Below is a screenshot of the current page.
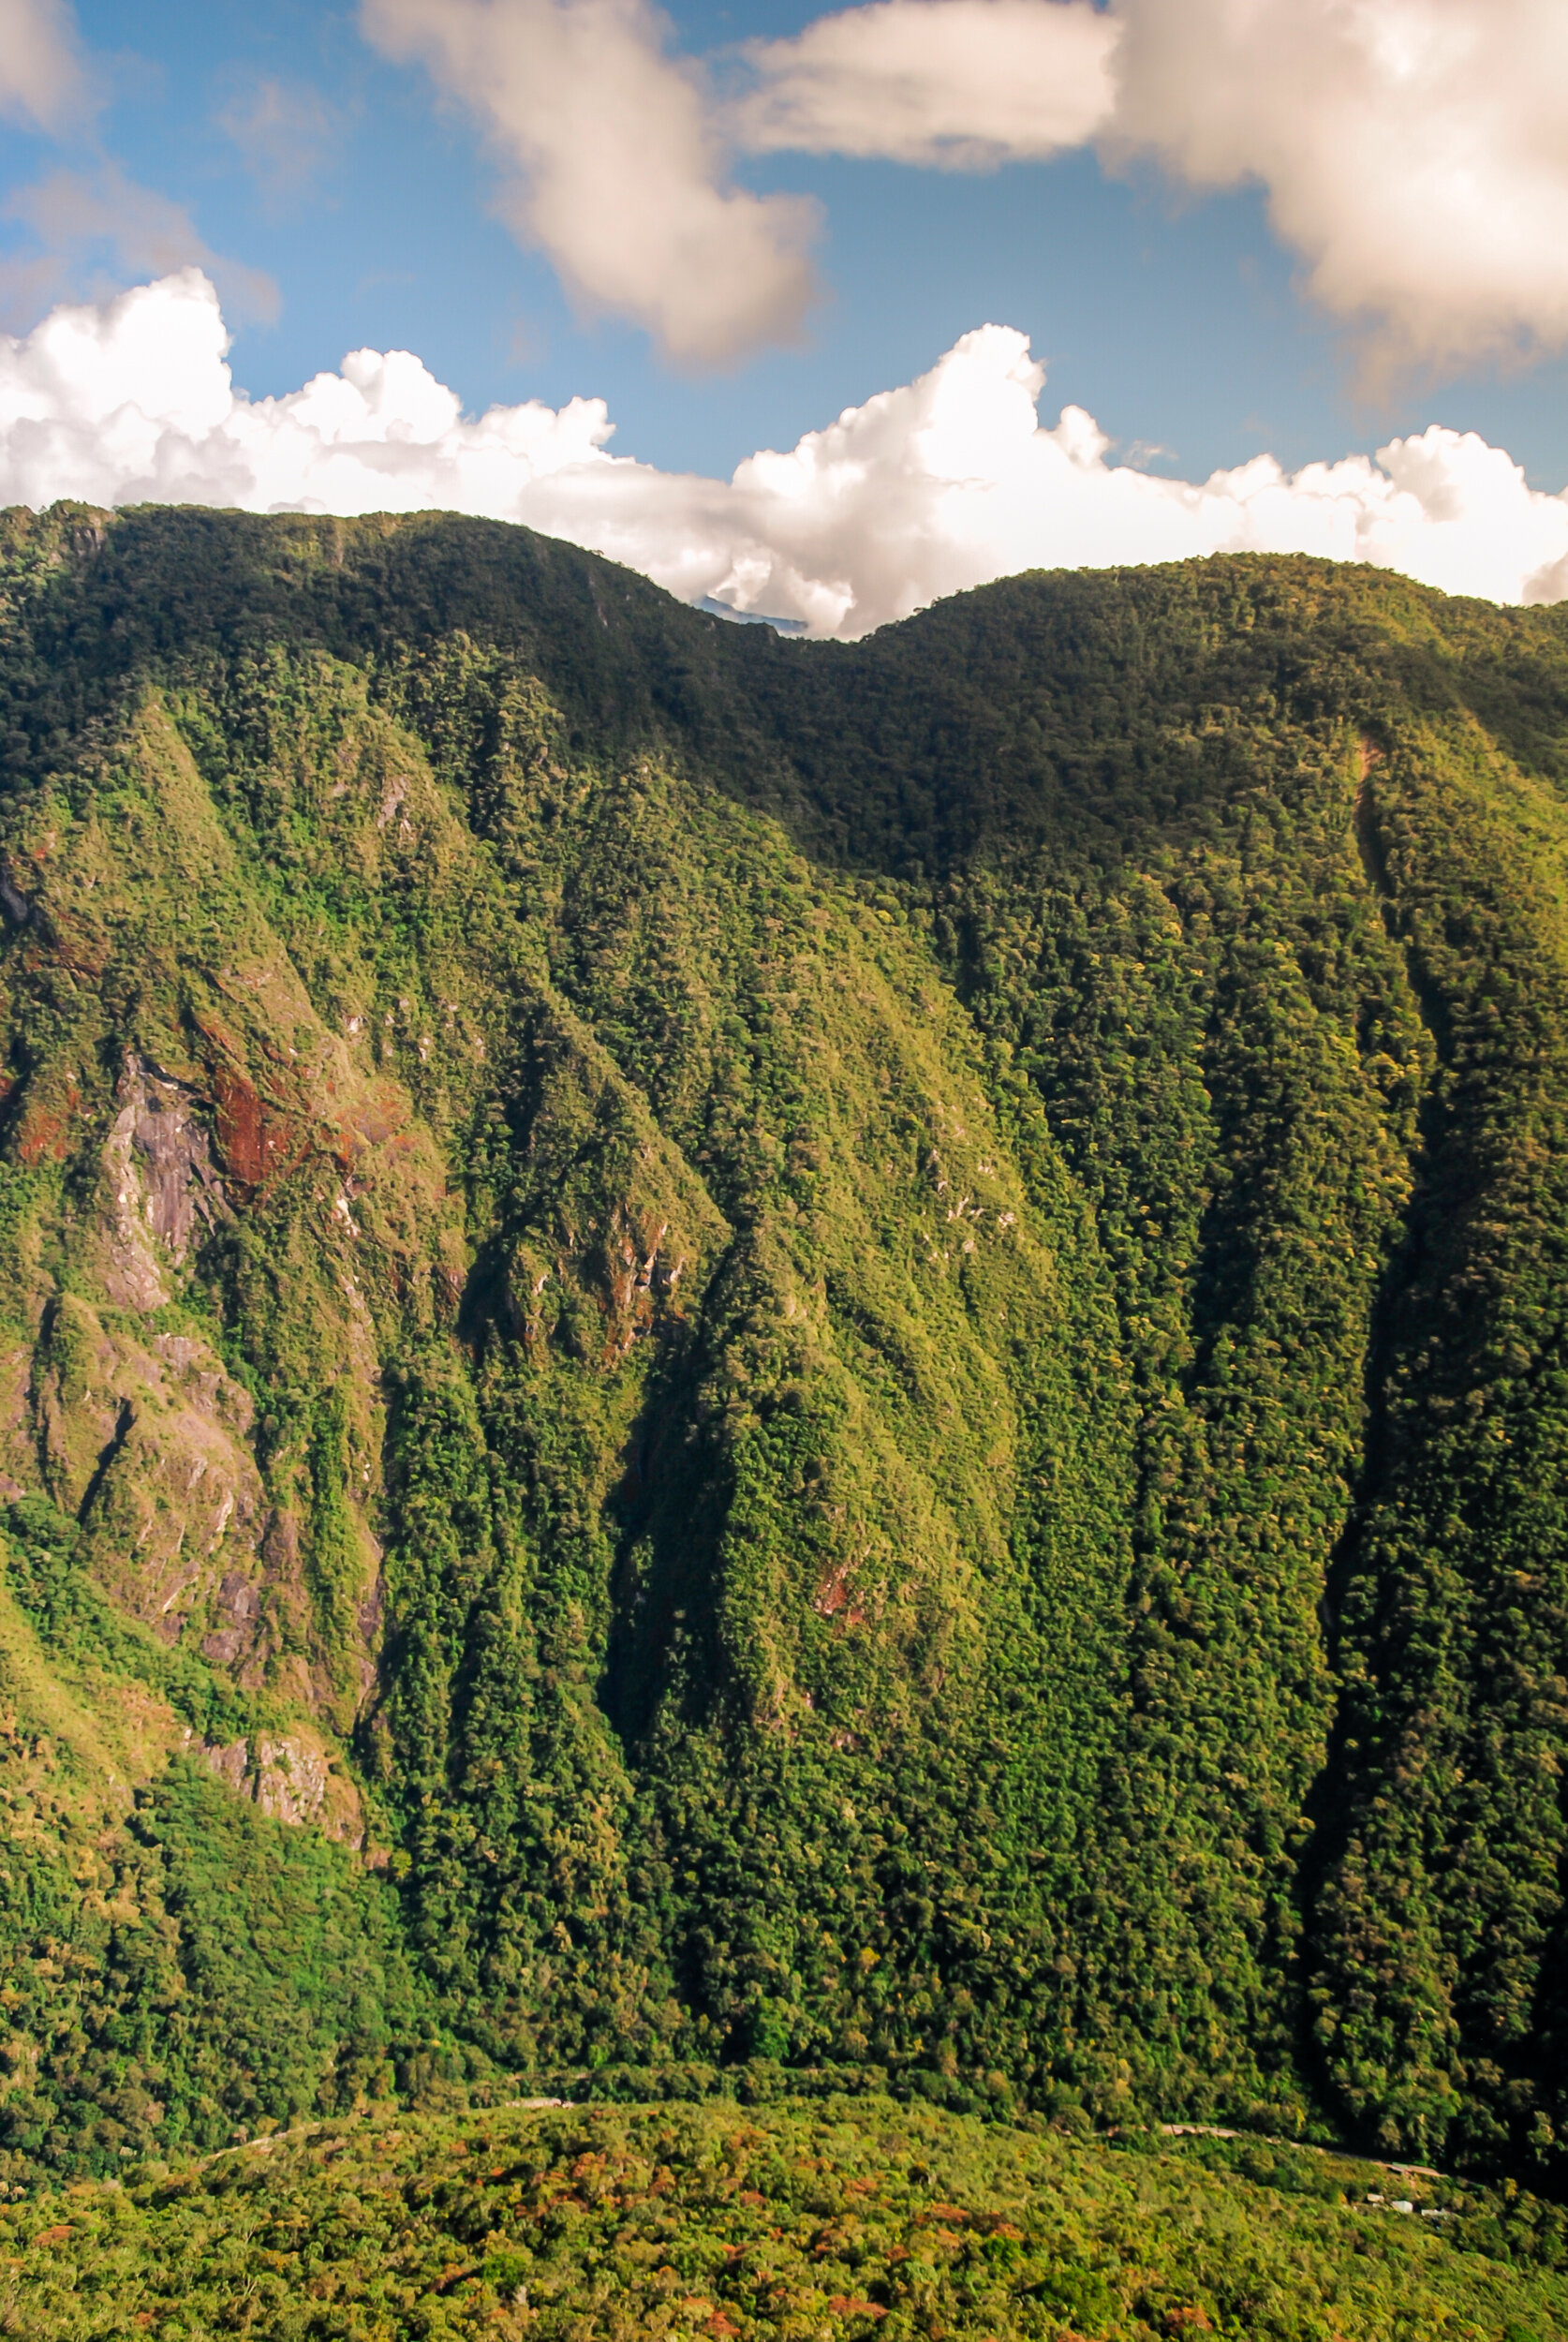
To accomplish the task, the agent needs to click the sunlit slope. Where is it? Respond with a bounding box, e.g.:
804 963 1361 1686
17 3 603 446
11 2096 1568 2342
0 504 1565 2188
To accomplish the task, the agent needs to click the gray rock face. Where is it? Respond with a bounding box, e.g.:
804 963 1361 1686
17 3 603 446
193 1727 363 1844
100 1056 226 1310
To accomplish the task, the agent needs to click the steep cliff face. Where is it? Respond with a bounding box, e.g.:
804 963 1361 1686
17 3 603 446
1 504 1566 2185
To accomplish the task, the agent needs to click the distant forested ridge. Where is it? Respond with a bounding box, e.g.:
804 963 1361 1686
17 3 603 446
1 501 1566 2189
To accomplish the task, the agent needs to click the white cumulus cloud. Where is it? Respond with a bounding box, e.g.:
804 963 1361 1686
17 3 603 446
731 0 1568 371
0 270 611 514
1107 0 1568 375
357 0 1568 375
359 0 817 369
732 0 1117 168
2 272 1565 638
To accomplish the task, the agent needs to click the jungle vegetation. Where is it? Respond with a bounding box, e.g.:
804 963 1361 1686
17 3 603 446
0 503 1566 2238
8 2093 1568 2342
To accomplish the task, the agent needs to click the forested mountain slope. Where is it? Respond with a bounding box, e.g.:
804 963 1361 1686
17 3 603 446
1 503 1566 2190
16 2096 1568 2342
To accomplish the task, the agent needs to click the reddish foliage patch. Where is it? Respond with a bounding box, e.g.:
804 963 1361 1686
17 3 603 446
48 917 110 980
212 1067 265 1182
16 1109 66 1165
327 1081 411 1170
15 1080 80 1164
814 1561 867 1630
211 1066 304 1188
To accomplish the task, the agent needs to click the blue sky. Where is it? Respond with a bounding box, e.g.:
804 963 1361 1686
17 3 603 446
2 0 1562 487
1 1 1565 636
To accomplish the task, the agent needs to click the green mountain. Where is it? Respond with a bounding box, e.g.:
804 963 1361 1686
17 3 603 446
2 502 1567 2192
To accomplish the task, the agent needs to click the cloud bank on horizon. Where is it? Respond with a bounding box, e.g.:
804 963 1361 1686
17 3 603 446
3 271 1564 639
358 0 1568 375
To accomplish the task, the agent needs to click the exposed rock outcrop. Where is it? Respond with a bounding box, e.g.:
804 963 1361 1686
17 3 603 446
192 1725 366 1845
29 1294 268 1655
99 1054 227 1311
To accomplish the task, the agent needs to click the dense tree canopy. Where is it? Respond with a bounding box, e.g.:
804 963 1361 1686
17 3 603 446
1 505 1566 2199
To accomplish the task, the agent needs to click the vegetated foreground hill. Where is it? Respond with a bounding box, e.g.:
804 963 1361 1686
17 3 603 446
10 2094 1568 2342
1 503 1567 2194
